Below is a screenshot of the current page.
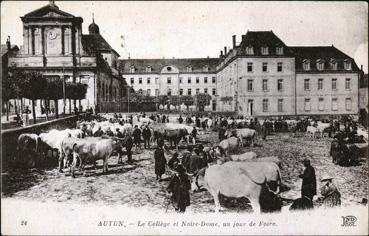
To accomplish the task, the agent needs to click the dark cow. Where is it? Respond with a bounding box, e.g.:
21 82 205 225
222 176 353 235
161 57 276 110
164 128 189 150
17 133 40 167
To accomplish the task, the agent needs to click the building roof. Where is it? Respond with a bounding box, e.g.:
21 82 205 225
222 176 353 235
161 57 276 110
119 58 220 73
21 2 82 23
237 31 294 56
1 44 19 57
81 34 119 56
23 2 74 18
290 46 360 72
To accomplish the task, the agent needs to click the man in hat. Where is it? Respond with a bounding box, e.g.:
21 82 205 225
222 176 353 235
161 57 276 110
124 132 134 163
154 138 167 181
167 163 191 213
94 126 104 137
320 175 341 208
105 127 114 137
132 125 142 150
299 159 317 201
142 125 151 149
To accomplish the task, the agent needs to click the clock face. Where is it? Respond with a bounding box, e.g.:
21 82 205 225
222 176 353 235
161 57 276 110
48 30 58 40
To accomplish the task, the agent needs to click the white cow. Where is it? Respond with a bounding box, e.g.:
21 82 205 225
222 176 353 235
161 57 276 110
306 126 319 138
225 128 256 146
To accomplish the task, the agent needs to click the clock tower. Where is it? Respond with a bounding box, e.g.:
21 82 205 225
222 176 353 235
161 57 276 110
20 0 83 58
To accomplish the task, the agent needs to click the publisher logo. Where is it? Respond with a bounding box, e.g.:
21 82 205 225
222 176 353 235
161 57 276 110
341 216 357 227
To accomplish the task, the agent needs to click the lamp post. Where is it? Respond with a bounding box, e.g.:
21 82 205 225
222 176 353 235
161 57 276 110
127 86 130 113
62 63 66 115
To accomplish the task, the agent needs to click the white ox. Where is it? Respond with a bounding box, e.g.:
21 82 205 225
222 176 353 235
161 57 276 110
226 128 256 146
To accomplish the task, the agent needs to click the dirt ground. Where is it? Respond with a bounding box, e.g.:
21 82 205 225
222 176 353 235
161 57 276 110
2 130 368 213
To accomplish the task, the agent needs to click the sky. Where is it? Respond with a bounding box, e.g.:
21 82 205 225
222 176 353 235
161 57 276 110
1 1 368 72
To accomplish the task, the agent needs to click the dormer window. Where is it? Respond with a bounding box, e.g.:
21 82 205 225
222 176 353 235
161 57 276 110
261 46 269 55
146 66 152 72
246 46 254 55
276 47 284 55
316 59 325 71
203 65 209 72
303 59 311 71
330 59 337 70
187 66 193 72
344 59 352 70
130 66 135 73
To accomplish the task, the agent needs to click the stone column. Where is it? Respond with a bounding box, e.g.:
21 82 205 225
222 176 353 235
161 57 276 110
30 27 35 55
23 26 29 54
61 26 65 55
35 27 41 55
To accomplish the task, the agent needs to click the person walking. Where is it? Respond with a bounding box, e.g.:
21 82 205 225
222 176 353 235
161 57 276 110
320 175 341 208
142 125 151 149
154 138 167 181
167 163 191 213
299 159 317 201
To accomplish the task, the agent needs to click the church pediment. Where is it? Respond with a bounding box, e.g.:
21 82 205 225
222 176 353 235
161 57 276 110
23 4 74 18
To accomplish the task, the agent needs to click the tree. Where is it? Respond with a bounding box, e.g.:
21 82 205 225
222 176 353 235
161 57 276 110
169 95 181 111
21 72 47 124
157 95 168 110
43 78 63 119
2 72 16 121
181 95 194 111
195 93 211 111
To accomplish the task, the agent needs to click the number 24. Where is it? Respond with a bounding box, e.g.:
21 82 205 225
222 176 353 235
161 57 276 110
21 220 27 226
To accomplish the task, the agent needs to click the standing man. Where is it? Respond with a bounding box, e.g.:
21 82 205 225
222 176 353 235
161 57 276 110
124 132 134 163
132 125 142 150
142 125 152 149
299 159 317 201
178 115 183 124
154 138 167 181
167 163 191 213
116 128 124 164
23 106 31 126
218 125 226 141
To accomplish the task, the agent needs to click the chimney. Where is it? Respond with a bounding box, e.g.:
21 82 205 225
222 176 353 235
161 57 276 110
224 46 227 55
232 35 236 48
220 50 223 58
361 65 363 71
6 36 10 50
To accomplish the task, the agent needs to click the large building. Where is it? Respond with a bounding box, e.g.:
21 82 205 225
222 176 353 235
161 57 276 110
5 1 362 118
7 1 124 114
119 58 220 111
215 31 361 118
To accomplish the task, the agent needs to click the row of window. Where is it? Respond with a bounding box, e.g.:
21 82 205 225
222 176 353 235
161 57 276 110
129 65 209 73
139 88 217 96
130 76 216 85
261 99 285 112
302 60 352 71
259 97 352 113
245 79 284 92
303 78 351 91
245 46 284 55
246 62 283 72
304 98 352 111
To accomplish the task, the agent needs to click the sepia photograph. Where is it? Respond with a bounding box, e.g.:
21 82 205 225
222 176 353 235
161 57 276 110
1 0 368 235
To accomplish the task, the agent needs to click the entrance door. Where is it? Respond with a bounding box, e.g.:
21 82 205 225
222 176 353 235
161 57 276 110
248 99 253 116
212 100 216 111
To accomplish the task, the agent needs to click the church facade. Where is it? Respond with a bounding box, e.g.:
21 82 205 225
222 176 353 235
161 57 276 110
8 1 124 115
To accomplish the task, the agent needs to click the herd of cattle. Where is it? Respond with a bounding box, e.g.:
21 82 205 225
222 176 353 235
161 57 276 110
14 113 368 213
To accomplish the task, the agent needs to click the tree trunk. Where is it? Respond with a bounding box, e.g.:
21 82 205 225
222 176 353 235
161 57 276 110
69 99 72 114
21 98 24 114
14 99 18 114
6 100 9 121
74 99 77 112
79 99 81 112
54 99 59 119
32 99 37 124
45 100 49 121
